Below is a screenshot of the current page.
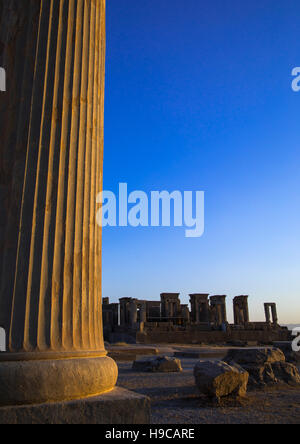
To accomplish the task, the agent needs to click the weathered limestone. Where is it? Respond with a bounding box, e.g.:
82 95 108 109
264 303 278 324
120 298 132 327
146 301 161 321
0 1 150 422
181 304 190 323
194 361 249 400
225 347 300 388
139 301 147 330
225 348 286 366
0 388 151 425
133 356 183 373
103 294 290 344
210 295 227 327
102 298 119 339
190 294 210 325
233 296 250 326
273 341 300 364
118 298 147 330
0 0 118 407
161 293 181 319
130 300 138 327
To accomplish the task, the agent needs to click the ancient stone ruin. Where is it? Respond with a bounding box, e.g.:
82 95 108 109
103 293 290 344
0 0 149 424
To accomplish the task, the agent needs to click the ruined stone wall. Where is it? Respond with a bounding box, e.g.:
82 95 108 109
136 329 290 345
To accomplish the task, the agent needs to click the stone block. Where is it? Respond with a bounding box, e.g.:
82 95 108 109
194 360 249 400
0 388 150 425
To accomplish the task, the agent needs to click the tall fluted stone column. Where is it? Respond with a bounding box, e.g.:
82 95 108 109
0 0 119 408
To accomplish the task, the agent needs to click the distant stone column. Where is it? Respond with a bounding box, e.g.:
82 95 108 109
210 295 227 326
140 303 147 324
130 301 138 327
271 304 278 324
264 304 271 323
233 296 249 326
190 294 210 326
265 303 278 324
0 0 118 406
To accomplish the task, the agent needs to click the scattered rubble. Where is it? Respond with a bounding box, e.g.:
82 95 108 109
225 347 300 388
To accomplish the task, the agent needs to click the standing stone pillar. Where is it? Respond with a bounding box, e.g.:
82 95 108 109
264 304 271 323
210 295 227 327
0 2 151 423
233 296 249 326
130 301 138 327
140 303 147 324
190 294 210 326
271 304 278 324
264 303 278 325
195 301 200 324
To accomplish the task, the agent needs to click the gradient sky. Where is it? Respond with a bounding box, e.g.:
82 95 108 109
102 0 300 324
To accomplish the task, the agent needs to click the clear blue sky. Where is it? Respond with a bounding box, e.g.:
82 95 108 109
102 0 300 323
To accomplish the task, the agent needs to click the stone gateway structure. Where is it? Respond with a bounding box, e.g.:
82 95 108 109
0 0 149 424
103 293 289 345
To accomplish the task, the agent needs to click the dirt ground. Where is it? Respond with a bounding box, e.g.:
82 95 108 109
116 345 300 424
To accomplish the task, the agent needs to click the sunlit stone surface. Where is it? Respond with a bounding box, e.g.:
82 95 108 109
0 0 150 423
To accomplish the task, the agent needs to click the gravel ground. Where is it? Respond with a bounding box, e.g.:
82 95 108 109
117 357 300 424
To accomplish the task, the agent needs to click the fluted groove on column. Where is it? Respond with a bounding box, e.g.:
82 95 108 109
10 0 54 352
48 0 73 351
73 0 91 351
25 0 61 352
52 0 76 351
83 0 96 351
0 0 106 356
0 1 42 346
95 0 106 346
89 0 100 350
63 0 84 351
93 0 103 348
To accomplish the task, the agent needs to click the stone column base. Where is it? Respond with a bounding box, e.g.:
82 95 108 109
0 355 118 406
0 388 150 424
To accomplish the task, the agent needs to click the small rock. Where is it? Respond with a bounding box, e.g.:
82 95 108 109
193 360 249 400
132 356 182 373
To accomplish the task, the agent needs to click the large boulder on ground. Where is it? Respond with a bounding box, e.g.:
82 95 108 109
225 347 300 388
225 348 285 366
273 342 300 365
237 362 277 388
272 362 300 385
132 356 182 373
193 360 249 400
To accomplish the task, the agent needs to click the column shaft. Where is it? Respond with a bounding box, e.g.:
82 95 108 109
0 0 118 407
0 0 105 355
